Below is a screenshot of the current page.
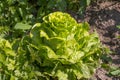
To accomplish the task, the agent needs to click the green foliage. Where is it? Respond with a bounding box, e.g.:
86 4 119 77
78 0 92 15
117 25 120 29
66 0 92 15
116 25 120 38
0 0 92 29
0 12 107 80
0 0 35 27
108 66 120 77
14 23 31 30
0 26 9 38
0 0 67 28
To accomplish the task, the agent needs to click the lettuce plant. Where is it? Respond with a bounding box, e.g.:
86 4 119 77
0 12 107 80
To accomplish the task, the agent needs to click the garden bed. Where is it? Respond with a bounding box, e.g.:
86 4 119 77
70 0 120 79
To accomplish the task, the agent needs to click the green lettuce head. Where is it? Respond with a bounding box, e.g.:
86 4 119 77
29 12 106 79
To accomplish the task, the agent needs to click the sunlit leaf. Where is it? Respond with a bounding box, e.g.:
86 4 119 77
14 23 31 30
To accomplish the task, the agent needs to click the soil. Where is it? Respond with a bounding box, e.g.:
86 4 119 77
69 0 120 80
